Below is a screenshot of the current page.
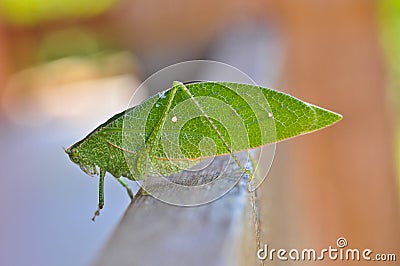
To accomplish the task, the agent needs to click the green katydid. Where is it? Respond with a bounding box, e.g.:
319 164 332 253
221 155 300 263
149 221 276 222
65 81 342 220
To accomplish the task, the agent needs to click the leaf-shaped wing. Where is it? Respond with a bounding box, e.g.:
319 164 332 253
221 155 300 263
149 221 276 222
110 82 341 160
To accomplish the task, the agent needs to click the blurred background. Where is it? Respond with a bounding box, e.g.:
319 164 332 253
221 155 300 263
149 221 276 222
0 0 398 265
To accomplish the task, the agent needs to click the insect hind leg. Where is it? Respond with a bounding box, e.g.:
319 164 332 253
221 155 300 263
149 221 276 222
139 144 151 196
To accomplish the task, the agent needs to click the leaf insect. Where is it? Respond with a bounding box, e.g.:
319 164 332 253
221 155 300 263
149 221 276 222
65 81 342 220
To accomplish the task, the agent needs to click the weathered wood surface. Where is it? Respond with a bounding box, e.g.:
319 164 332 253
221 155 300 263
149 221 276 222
93 155 261 266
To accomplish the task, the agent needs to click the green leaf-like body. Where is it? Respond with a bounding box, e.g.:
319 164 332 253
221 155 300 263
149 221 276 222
66 81 342 181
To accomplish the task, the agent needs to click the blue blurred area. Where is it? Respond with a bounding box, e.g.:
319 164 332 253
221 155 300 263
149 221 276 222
0 121 138 266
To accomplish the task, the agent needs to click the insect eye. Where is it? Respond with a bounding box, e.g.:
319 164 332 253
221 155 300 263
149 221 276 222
72 149 79 156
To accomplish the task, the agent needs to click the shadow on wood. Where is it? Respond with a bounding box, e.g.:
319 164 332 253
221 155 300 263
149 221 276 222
92 155 260 266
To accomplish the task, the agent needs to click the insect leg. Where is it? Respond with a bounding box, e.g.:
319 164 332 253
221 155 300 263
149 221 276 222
231 153 254 180
91 168 105 222
140 145 151 196
117 177 134 199
245 150 257 181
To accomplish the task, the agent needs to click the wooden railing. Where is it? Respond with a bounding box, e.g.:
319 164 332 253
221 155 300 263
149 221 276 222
93 155 262 266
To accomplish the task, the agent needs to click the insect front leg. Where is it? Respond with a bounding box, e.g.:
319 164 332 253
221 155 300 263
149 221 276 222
91 168 106 222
